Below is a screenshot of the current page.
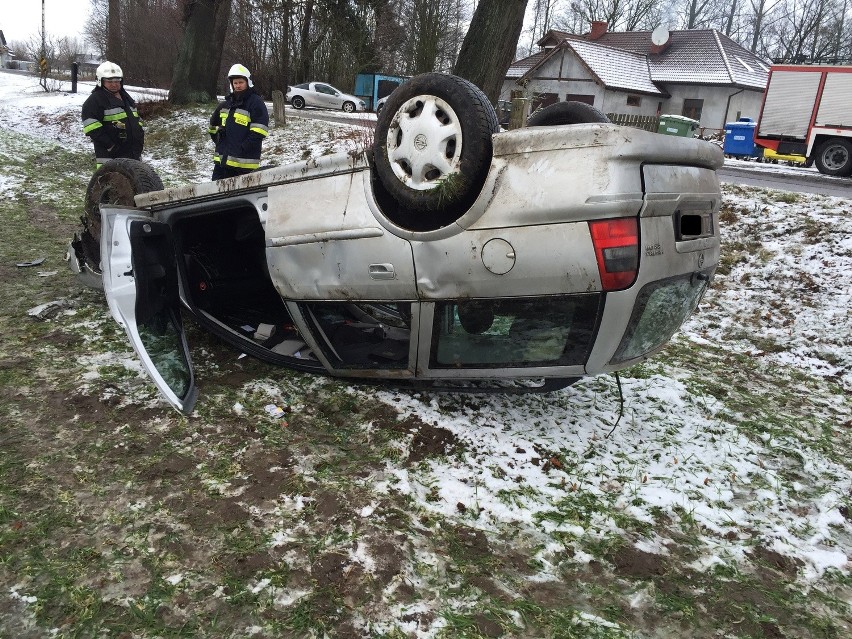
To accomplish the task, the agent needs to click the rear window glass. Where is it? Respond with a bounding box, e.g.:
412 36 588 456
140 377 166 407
429 295 602 369
610 273 710 364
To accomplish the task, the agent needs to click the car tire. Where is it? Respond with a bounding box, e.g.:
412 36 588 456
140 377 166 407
526 101 611 127
292 95 305 109
372 73 498 231
342 101 355 113
814 138 852 176
80 159 163 273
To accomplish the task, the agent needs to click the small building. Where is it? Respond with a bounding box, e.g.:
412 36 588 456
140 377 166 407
74 55 101 80
0 30 13 68
504 23 770 133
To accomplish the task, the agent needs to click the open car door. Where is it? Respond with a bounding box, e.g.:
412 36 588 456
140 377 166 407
101 207 198 414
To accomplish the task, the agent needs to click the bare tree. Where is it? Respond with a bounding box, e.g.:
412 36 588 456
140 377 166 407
766 0 835 62
454 0 529 102
107 0 124 60
683 0 719 28
568 0 663 32
404 0 452 73
374 0 407 73
225 0 297 95
84 0 109 57
169 0 234 104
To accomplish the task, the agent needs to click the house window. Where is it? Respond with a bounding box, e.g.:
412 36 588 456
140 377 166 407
626 95 641 107
565 94 594 105
532 92 558 112
682 99 703 121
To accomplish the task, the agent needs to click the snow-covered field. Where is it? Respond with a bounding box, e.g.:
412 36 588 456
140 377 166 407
1 70 850 639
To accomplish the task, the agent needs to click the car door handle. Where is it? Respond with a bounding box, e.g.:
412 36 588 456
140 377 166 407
369 263 395 280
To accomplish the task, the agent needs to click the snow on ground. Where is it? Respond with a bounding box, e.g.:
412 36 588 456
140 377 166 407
0 71 375 186
1 69 851 635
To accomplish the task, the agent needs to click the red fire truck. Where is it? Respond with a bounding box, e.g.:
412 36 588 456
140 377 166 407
754 65 852 176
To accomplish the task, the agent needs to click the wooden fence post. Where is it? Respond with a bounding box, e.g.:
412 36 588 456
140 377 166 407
272 90 285 127
509 90 530 130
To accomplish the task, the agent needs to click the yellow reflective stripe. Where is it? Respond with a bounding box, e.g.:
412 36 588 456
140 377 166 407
208 126 219 134
250 123 269 136
225 156 260 169
219 112 227 126
83 119 102 133
233 111 250 126
103 111 128 122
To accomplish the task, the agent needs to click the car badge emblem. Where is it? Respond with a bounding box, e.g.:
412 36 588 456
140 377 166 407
414 134 428 151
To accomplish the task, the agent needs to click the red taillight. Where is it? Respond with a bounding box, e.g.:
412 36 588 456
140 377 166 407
588 218 639 291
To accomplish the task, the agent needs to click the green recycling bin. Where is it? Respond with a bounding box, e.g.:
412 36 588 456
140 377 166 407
658 114 699 137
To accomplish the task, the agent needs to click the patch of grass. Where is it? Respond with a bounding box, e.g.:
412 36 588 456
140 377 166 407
508 598 631 638
432 172 468 209
775 191 800 204
276 586 344 635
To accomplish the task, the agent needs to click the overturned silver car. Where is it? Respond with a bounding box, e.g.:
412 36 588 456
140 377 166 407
69 73 723 414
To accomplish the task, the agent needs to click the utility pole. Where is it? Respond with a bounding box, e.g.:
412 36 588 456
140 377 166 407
39 0 49 89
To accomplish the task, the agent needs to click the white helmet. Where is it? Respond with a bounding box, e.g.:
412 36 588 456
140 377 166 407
227 63 253 88
96 61 123 85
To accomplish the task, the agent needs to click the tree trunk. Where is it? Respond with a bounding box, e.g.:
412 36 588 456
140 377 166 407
169 0 233 104
298 0 316 82
453 0 529 104
107 0 123 61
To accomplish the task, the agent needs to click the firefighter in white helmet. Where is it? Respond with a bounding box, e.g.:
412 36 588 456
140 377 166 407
81 61 144 169
208 63 269 180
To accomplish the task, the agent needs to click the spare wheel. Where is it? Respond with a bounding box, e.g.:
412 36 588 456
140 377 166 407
80 159 163 273
526 101 611 127
372 73 498 231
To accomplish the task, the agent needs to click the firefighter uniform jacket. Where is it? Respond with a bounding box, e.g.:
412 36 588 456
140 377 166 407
208 87 269 171
81 85 144 167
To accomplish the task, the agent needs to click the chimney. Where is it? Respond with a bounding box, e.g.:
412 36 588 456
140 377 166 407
650 25 672 54
650 39 672 54
589 21 608 40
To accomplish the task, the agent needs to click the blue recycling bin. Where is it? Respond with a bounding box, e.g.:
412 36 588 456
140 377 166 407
723 117 759 157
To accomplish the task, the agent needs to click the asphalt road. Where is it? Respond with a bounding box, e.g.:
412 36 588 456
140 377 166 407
718 164 852 197
287 106 377 128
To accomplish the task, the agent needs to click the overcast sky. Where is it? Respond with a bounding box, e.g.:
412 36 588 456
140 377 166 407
0 0 90 43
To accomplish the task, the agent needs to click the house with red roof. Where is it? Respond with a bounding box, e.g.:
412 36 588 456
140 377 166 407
504 22 770 133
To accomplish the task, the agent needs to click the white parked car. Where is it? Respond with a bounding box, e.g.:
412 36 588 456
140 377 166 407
69 73 722 414
286 81 366 112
